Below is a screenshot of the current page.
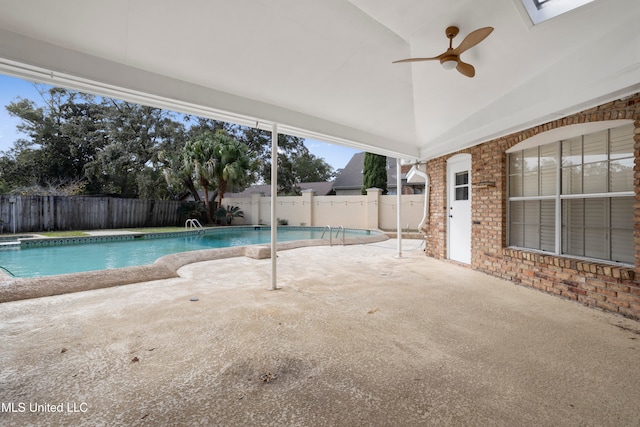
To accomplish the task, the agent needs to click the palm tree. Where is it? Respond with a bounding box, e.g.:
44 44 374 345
183 134 218 223
210 131 251 207
182 130 251 223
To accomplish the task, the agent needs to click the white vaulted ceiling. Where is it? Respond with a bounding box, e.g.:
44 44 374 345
0 0 638 161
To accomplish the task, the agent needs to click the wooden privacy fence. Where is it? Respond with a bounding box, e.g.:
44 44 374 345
0 196 182 233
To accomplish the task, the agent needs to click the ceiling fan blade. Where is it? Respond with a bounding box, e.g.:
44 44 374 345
452 27 493 56
456 60 475 78
392 54 444 64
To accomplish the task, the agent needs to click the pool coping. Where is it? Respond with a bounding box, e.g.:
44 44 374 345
0 231 388 303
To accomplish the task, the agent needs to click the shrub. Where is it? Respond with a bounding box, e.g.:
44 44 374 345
177 201 207 223
215 205 244 225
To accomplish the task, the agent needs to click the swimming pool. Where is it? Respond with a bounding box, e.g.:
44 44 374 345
0 226 377 278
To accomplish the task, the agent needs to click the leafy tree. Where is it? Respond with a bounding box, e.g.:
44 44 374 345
139 109 189 199
4 87 104 188
5 179 86 196
177 201 207 222
1 84 328 201
361 152 387 195
263 153 300 195
292 151 334 182
0 147 42 190
185 116 238 139
84 100 183 197
135 167 171 200
3 85 190 198
158 148 200 201
239 129 308 187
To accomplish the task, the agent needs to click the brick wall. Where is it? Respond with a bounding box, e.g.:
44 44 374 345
423 93 640 319
424 157 447 259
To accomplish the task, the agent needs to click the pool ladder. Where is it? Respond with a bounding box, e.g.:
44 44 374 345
185 218 204 232
320 225 345 246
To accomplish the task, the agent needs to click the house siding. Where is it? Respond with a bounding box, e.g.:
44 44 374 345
423 93 640 319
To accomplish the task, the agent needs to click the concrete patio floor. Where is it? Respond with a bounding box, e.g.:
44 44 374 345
1 240 639 426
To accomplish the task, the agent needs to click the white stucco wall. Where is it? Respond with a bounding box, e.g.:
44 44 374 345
222 192 425 230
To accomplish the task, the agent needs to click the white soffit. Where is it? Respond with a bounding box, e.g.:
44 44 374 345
0 0 638 161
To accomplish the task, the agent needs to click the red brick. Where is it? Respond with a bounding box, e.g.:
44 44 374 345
425 93 640 320
613 292 640 303
595 287 617 298
607 283 631 294
595 300 620 312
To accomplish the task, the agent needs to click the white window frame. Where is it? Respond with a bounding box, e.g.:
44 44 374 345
507 121 635 265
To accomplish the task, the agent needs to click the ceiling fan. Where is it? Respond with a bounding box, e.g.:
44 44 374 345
393 26 494 78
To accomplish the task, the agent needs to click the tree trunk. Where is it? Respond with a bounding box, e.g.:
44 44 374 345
203 188 213 224
183 176 200 201
217 178 227 211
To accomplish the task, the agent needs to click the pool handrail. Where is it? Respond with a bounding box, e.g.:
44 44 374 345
321 225 332 245
321 225 345 246
335 225 345 246
185 218 204 231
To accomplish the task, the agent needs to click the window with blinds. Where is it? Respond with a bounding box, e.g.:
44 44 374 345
508 123 634 264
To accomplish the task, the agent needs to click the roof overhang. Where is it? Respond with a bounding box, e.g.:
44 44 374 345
0 0 638 161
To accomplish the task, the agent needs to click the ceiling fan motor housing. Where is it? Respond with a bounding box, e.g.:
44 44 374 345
445 26 459 39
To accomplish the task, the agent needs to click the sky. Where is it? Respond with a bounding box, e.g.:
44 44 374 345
0 73 359 171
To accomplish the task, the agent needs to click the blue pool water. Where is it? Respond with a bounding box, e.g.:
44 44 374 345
0 227 373 278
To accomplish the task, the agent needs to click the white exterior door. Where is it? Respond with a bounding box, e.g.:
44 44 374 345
447 154 472 264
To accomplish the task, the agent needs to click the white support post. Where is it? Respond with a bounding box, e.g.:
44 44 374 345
396 158 403 258
270 123 279 290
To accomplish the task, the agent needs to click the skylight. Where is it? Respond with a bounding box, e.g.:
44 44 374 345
520 0 596 24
